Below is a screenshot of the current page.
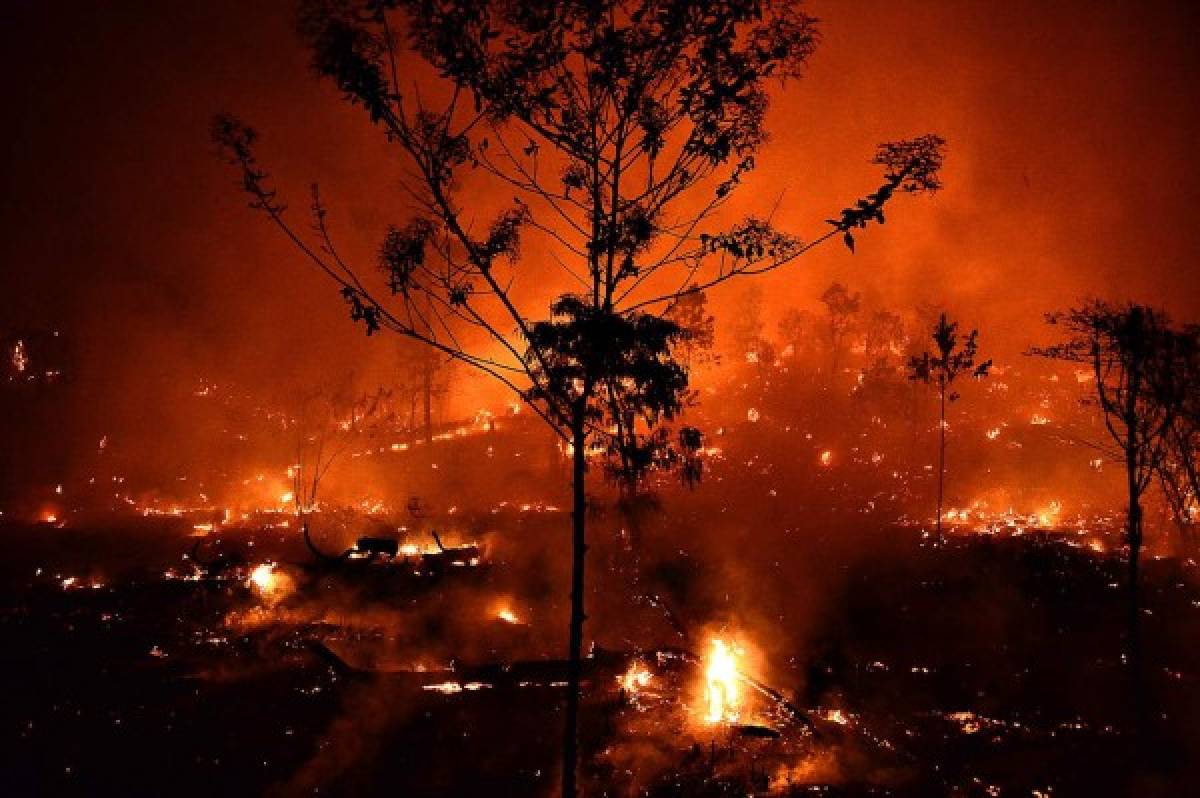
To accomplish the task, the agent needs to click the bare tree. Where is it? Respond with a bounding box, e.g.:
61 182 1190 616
820 281 861 380
395 338 451 444
213 2 944 793
288 383 392 558
1031 301 1180 673
777 304 816 357
907 313 991 545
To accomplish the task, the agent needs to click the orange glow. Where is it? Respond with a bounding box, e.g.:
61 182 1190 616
249 563 292 604
704 638 743 725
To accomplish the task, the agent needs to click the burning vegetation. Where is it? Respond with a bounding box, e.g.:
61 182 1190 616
3 1 1200 797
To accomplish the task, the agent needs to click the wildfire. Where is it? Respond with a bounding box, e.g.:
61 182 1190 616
619 661 653 695
11 340 28 373
704 638 743 725
1036 500 1063 528
248 563 292 603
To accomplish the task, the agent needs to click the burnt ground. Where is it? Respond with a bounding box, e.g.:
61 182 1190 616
1 510 1198 798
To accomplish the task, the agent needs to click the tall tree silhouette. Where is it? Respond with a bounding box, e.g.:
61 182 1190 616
907 313 990 545
1031 301 1180 687
213 2 944 793
395 339 451 445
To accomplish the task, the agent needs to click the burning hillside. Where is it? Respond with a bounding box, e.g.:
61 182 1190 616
4 1 1200 796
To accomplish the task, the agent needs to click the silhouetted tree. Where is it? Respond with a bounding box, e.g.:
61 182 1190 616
777 307 814 360
1031 301 1180 679
864 308 905 364
213 2 944 793
395 338 451 444
908 313 991 544
728 282 767 358
820 281 861 380
665 290 717 371
288 383 393 558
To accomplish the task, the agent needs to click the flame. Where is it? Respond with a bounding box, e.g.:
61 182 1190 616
1036 500 1062 528
249 563 292 604
619 661 653 694
495 607 520 624
11 340 28 373
819 450 833 467
704 638 742 724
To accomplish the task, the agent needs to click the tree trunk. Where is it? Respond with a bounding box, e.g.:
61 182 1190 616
936 383 946 546
1125 451 1143 711
562 401 588 798
422 363 433 445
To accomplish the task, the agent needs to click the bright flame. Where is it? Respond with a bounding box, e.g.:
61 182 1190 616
619 661 653 694
496 607 520 624
704 638 742 724
819 450 833 467
249 563 292 604
1036 500 1062 528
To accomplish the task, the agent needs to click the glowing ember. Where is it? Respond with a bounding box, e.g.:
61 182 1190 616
1035 500 1062 528
248 563 292 603
422 681 491 694
495 607 520 624
704 638 742 724
11 340 28 373
822 708 851 725
819 450 833 467
619 661 653 694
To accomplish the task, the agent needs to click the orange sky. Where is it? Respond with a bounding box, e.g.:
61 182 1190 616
2 0 1198 419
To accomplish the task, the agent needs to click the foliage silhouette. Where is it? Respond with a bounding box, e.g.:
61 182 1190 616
907 312 991 545
213 2 945 793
